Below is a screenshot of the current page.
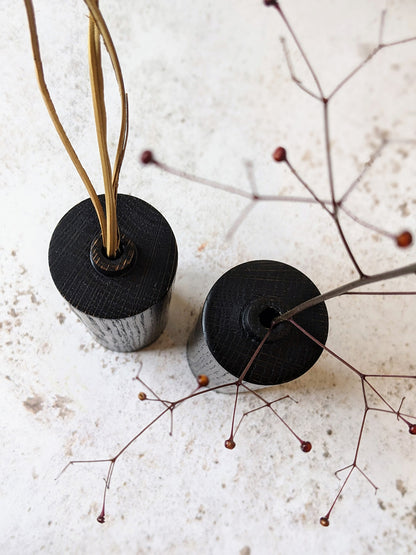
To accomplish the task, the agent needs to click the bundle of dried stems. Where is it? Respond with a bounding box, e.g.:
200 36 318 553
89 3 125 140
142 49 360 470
24 0 128 258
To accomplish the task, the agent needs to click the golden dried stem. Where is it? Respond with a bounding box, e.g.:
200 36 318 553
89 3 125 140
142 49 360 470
84 0 129 201
23 0 107 246
112 94 129 198
88 2 118 257
25 0 129 259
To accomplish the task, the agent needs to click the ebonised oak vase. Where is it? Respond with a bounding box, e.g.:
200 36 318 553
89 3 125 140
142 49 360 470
187 260 328 389
49 194 178 352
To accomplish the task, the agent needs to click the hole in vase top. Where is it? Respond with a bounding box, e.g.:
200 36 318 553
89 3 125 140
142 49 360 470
90 233 137 277
242 297 290 343
101 242 124 260
258 306 280 329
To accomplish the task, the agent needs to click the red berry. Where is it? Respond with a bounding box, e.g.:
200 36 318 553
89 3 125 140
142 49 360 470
301 441 312 453
97 514 105 524
396 231 412 248
320 516 330 527
197 374 209 387
224 439 236 450
272 146 287 162
141 150 154 164
409 424 416 435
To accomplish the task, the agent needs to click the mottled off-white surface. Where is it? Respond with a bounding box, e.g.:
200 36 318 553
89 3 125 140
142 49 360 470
1 1 416 554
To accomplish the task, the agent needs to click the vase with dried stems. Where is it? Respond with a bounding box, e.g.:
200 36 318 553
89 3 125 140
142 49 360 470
23 0 178 352
57 1 415 528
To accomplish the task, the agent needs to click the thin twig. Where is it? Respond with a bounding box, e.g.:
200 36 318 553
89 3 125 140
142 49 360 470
154 160 253 199
225 200 257 240
272 2 324 99
279 37 321 101
338 141 387 204
285 159 332 215
328 10 416 101
273 262 416 325
340 203 395 240
88 3 116 256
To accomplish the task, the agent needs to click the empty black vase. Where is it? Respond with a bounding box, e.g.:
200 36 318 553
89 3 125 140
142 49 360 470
187 260 328 389
49 194 178 352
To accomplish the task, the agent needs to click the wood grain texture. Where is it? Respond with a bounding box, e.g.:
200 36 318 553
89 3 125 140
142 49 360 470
49 194 178 351
187 260 328 387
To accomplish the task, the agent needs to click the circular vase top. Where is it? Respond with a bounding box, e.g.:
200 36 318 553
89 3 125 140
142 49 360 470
202 260 329 385
49 195 178 319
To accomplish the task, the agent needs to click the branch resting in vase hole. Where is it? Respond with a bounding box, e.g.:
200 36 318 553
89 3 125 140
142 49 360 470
132 2 416 527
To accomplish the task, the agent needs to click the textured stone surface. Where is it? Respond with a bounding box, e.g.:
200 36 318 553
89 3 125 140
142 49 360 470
1 1 416 554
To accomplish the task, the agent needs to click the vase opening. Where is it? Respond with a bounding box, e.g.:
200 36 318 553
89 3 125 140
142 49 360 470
90 233 137 277
241 296 291 343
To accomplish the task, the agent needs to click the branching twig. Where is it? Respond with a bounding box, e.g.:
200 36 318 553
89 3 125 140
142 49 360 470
289 318 416 524
59 360 311 523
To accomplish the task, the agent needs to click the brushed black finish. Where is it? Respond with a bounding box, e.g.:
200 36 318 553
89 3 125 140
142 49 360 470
187 260 328 387
48 194 178 351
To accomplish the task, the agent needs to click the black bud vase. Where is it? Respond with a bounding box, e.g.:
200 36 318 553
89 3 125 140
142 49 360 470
187 260 328 389
49 194 178 352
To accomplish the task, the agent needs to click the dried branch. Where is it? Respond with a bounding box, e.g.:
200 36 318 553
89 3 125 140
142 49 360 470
23 0 106 243
24 0 129 257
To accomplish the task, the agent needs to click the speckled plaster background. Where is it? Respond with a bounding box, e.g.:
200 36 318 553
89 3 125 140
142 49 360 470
1 1 415 554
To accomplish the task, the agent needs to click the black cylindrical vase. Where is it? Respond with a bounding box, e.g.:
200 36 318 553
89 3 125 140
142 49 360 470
49 194 178 352
187 260 328 389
